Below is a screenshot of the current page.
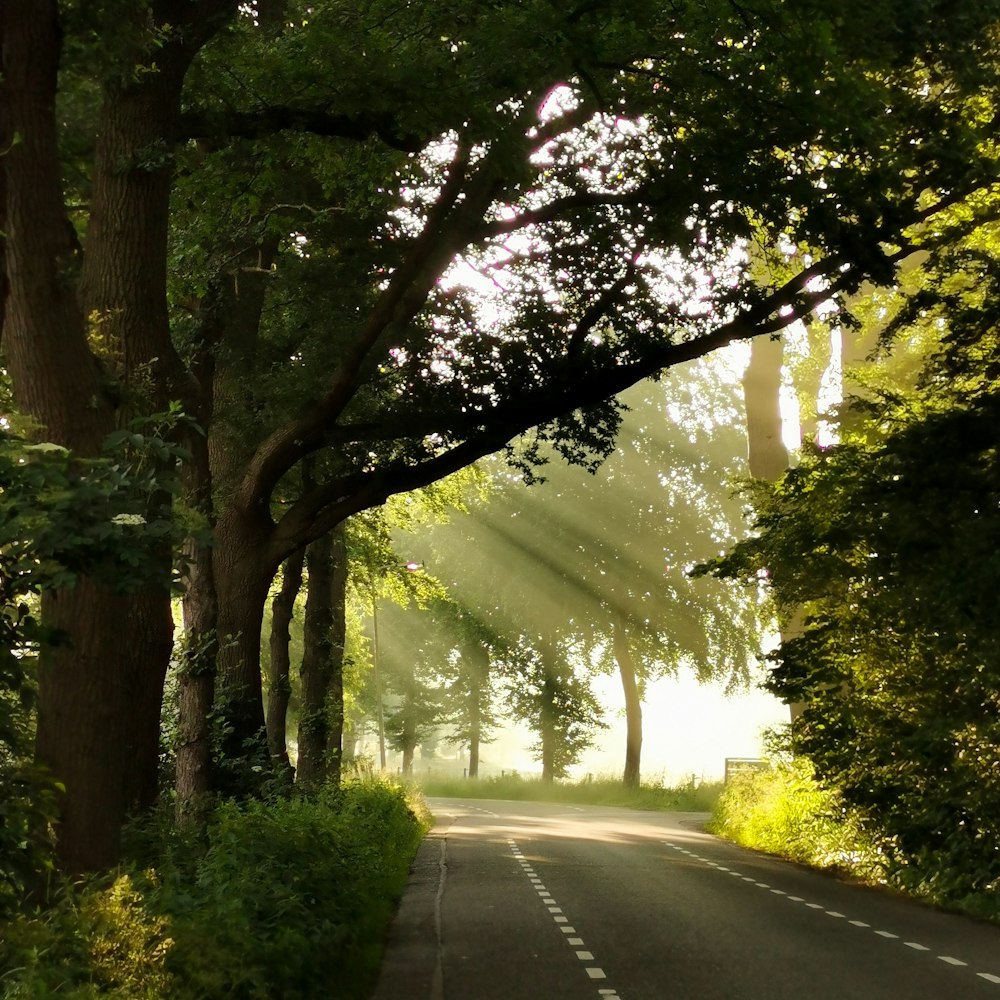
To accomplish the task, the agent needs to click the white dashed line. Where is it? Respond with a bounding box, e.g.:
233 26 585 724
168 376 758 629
663 839 1000 988
510 840 621 998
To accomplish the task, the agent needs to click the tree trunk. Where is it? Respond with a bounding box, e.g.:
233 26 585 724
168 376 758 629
468 709 481 780
743 336 789 481
539 650 558 784
613 615 643 790
326 525 348 786
463 641 489 779
1 2 196 872
401 742 415 776
176 539 218 819
342 719 358 766
36 582 173 873
213 510 277 794
297 533 334 787
266 548 305 783
176 423 220 820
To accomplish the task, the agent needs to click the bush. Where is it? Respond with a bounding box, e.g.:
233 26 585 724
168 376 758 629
0 778 428 1000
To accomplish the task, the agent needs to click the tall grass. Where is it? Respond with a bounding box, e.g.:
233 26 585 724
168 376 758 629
0 777 429 1000
709 758 884 878
418 772 722 811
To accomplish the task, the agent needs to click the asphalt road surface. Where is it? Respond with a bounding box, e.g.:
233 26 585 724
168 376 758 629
372 797 1000 1000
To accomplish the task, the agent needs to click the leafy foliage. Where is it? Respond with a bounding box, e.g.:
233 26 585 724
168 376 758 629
0 778 428 999
0 422 190 915
701 385 1000 906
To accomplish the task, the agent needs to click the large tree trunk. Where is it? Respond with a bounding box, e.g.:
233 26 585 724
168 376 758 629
613 614 643 790
743 336 790 481
266 549 305 783
1 1 203 872
37 583 173 872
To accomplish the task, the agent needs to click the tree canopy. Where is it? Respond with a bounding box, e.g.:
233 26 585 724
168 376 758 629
4 0 1000 871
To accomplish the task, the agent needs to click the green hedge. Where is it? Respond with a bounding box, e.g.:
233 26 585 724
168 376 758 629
1 778 429 999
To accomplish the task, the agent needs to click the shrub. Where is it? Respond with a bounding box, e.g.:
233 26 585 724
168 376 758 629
0 778 428 1000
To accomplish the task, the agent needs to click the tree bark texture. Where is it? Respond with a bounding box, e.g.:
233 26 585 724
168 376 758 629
37 582 173 872
265 548 305 781
212 513 276 794
613 615 643 790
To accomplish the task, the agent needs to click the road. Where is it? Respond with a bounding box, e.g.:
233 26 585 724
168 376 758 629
372 797 1000 1000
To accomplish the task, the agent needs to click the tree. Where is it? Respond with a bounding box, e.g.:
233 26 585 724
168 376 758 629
5 0 1000 872
507 637 606 783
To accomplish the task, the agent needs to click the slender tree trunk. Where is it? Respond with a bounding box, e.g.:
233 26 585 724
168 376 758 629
342 719 358 766
326 525 348 785
613 615 643 790
468 706 482 779
266 549 305 782
464 642 489 779
539 650 558 784
176 420 219 820
742 337 804 721
297 533 334 787
213 511 277 794
176 544 218 818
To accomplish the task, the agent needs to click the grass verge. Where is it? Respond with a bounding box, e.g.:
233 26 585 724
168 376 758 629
418 772 721 811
